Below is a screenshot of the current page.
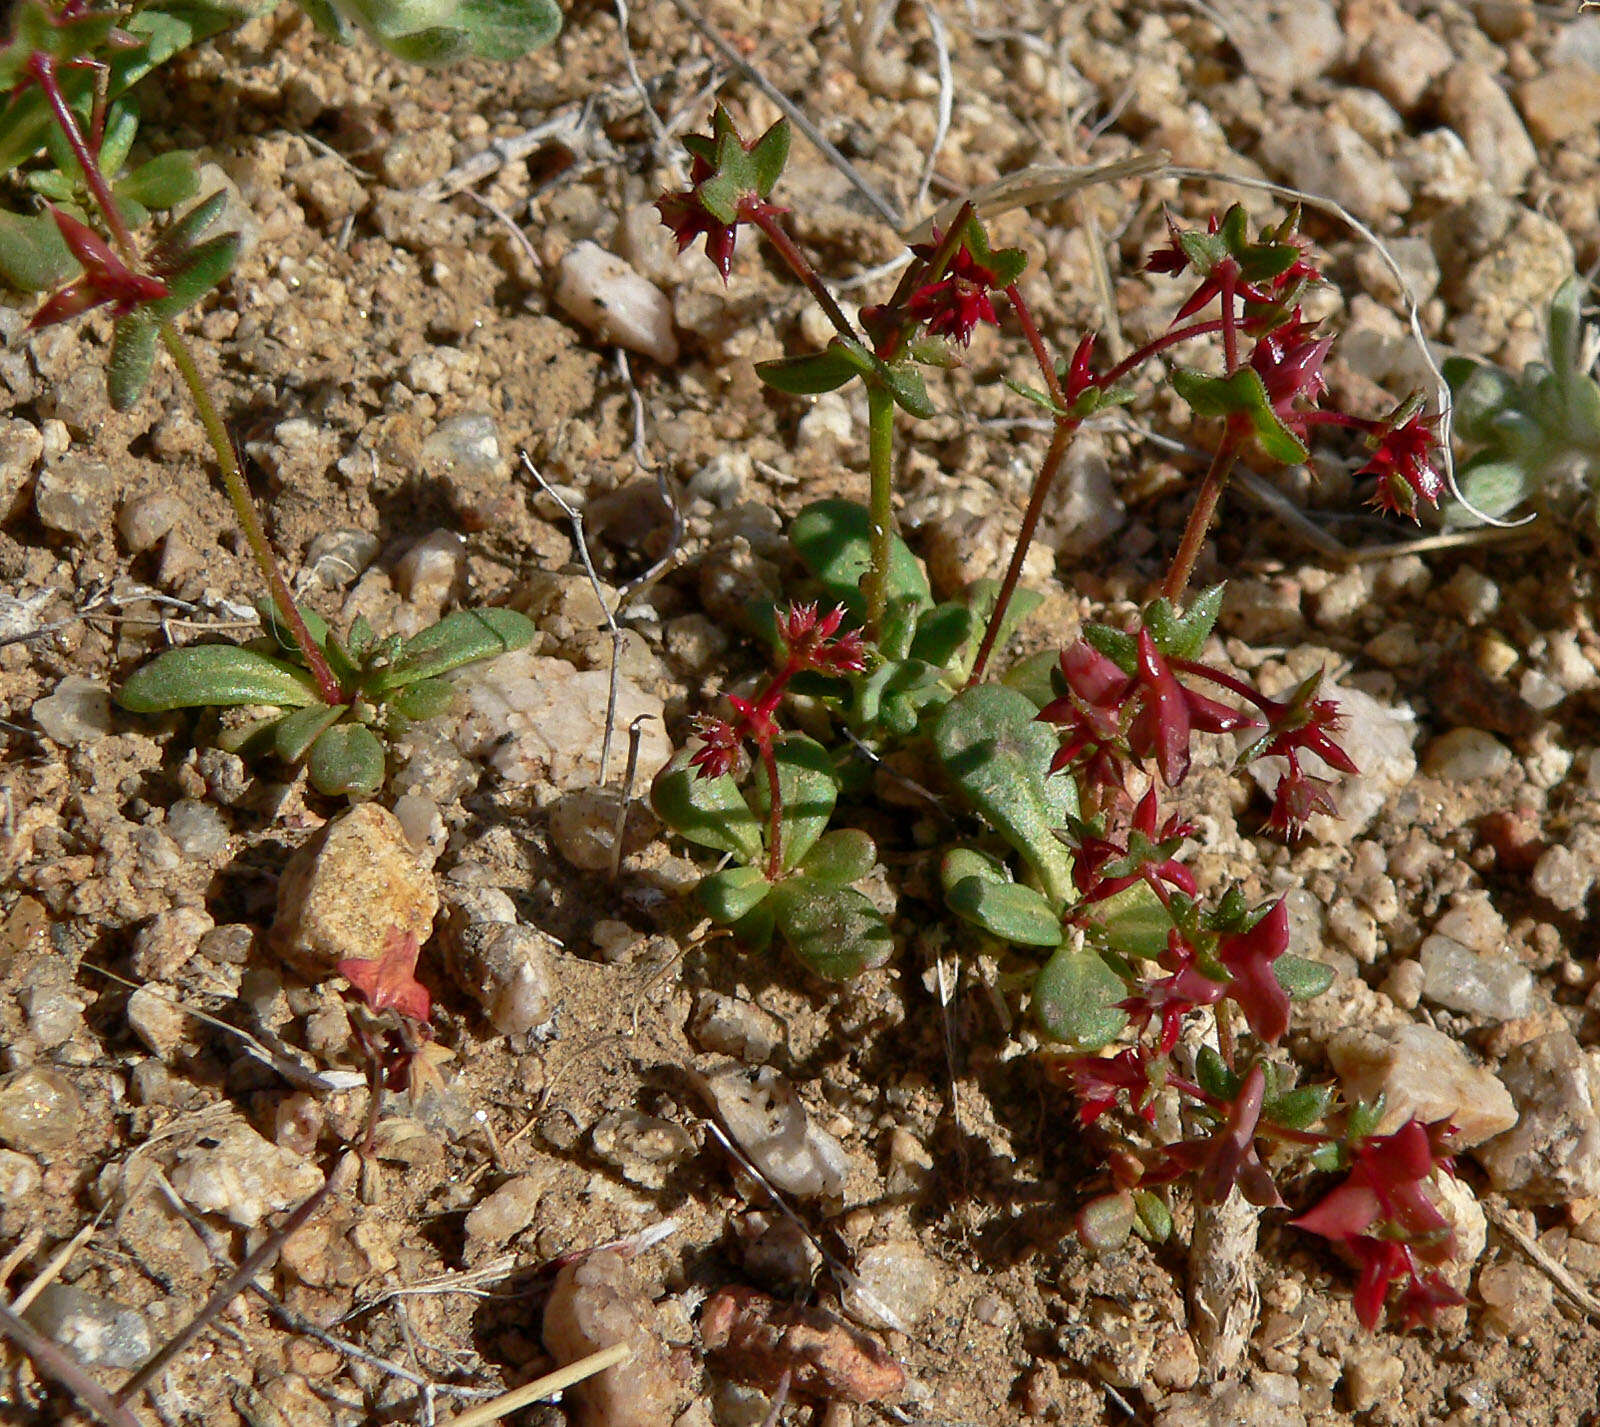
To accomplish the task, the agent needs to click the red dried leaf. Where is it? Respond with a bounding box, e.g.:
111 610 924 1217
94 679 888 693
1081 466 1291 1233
338 926 431 1024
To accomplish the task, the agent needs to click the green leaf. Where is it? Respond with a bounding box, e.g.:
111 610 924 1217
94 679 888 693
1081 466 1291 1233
1032 943 1127 1050
1082 622 1137 675
1264 1083 1335 1133
757 347 860 397
1273 953 1335 1001
1170 366 1309 466
1132 1189 1173 1242
933 684 1077 908
942 846 1062 947
1142 584 1224 661
389 677 457 721
748 118 791 197
1547 275 1587 377
307 722 386 796
1444 454 1531 527
790 499 932 619
796 828 877 886
1195 1045 1240 1101
1347 1097 1386 1141
147 191 230 270
769 879 894 980
146 231 240 315
908 601 977 672
883 362 935 418
108 317 160 412
747 734 838 874
1091 881 1171 960
119 644 322 712
849 658 948 737
273 703 347 762
1443 356 1516 447
650 750 764 864
0 209 76 292
118 151 201 211
1001 650 1061 709
370 608 536 691
698 865 772 924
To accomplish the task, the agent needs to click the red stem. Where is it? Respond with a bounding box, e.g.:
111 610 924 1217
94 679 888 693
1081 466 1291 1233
1098 317 1225 388
1161 435 1242 605
28 52 136 258
744 200 857 342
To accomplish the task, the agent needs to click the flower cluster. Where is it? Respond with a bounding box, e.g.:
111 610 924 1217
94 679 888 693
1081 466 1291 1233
690 602 864 780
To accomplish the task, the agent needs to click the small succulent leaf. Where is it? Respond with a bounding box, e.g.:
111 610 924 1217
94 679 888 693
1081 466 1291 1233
1273 952 1335 1001
146 231 240 314
1078 1192 1137 1252
650 750 764 864
273 702 348 762
1346 1097 1386 1141
389 677 457 722
1264 1083 1335 1133
729 896 777 951
883 361 935 418
107 316 159 411
790 499 932 617
307 721 386 796
698 865 773 924
1170 366 1309 465
1001 650 1061 709
346 615 376 657
25 171 75 203
1142 583 1224 661
214 710 288 754
0 209 77 291
147 190 230 269
1443 356 1516 447
748 118 792 197
1195 1045 1241 1101
850 657 947 736
796 828 877 886
1082 622 1138 675
1546 275 1586 377
1132 1189 1174 1242
1091 881 1171 960
1002 377 1068 416
945 866 1063 947
118 151 201 211
934 684 1077 908
940 845 1010 893
371 608 536 690
755 345 861 396
769 879 894 979
1032 944 1127 1050
746 734 838 873
119 644 322 712
452 0 563 58
908 601 977 671
296 0 355 39
98 104 141 177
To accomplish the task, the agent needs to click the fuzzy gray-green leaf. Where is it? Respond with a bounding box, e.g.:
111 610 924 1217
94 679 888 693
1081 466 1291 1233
770 879 894 980
119 644 322 712
307 722 386 796
371 608 536 690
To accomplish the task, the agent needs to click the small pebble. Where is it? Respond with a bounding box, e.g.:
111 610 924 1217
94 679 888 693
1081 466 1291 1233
163 799 231 859
690 992 782 1063
32 677 114 744
131 905 215 980
127 986 190 1062
34 458 113 539
24 1283 152 1369
1419 935 1535 1021
117 492 186 553
393 528 466 608
440 915 555 1037
0 1148 41 1203
841 1240 941 1331
169 1120 322 1228
303 527 381 588
0 1066 84 1154
421 412 503 477
1477 1261 1553 1336
697 1066 852 1200
20 985 84 1048
1476 1030 1600 1203
465 1174 544 1245
1422 728 1512 781
552 241 679 364
591 1108 696 1189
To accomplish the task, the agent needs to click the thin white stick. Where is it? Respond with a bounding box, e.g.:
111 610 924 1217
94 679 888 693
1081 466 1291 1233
447 1342 632 1427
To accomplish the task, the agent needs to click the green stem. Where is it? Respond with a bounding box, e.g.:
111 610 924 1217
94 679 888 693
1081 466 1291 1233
31 49 342 704
862 382 897 641
159 324 344 704
1162 435 1241 606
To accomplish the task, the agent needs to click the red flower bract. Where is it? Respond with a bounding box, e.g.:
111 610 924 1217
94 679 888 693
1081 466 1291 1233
1362 410 1444 522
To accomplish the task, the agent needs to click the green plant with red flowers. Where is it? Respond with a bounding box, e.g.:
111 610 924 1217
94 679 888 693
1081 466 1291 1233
651 106 1463 1331
1 0 560 790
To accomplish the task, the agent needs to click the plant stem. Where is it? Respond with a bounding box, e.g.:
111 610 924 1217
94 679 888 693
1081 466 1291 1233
862 382 896 641
760 741 783 881
967 284 1070 686
31 48 343 703
745 202 857 341
157 325 344 702
1162 437 1241 606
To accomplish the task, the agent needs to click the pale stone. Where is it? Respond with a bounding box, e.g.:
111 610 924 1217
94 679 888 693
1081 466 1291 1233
553 241 679 364
1327 1022 1516 1146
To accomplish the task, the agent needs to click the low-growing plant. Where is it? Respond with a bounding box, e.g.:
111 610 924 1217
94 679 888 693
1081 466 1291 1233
653 107 1463 1330
1 0 559 787
1443 274 1600 525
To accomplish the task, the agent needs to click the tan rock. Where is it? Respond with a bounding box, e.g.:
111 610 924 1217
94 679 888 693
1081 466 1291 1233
1327 1022 1516 1146
271 803 438 978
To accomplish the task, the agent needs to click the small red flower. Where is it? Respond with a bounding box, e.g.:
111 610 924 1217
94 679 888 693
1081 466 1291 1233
1248 318 1333 423
29 207 168 330
1148 1062 1285 1208
656 154 741 280
1293 1118 1461 1329
1066 786 1196 905
905 236 999 345
775 601 866 674
688 715 745 779
1215 896 1292 1046
1242 670 1358 839
1362 408 1444 522
1038 638 1135 790
1057 1046 1163 1127
1128 627 1260 788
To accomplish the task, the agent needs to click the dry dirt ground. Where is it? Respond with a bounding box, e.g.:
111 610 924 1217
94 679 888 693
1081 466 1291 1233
4 1 1600 1424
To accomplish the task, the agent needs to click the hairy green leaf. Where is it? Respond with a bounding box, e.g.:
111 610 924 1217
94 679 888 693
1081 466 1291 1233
698 864 772 924
1273 952 1335 1001
651 751 764 864
796 828 877 886
119 644 322 712
1033 943 1126 1050
943 846 1062 948
770 879 894 980
108 316 160 411
371 607 536 690
307 722 386 796
273 703 347 763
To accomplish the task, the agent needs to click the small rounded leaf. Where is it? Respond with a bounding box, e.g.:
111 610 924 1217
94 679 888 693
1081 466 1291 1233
306 722 386 796
770 880 893 980
698 865 772 924
1032 944 1127 1051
